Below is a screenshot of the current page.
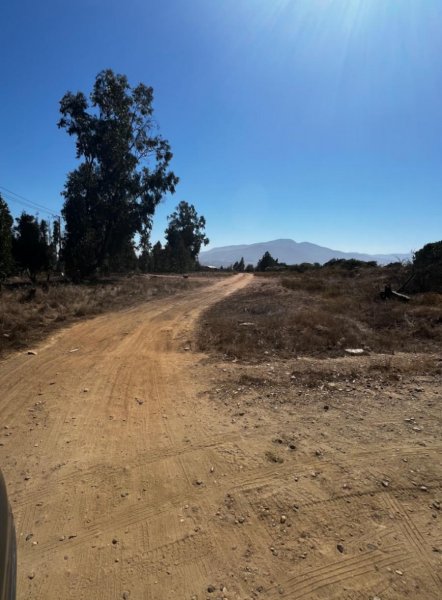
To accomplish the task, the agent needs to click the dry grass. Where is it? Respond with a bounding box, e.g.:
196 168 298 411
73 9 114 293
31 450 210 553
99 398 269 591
233 354 441 392
197 268 442 360
0 275 208 357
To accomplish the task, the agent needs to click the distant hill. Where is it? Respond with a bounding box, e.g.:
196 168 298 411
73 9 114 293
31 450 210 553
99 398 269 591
199 239 411 267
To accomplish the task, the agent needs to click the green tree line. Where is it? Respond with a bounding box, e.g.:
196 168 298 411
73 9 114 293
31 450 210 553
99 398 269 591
0 70 209 283
0 198 60 284
0 193 208 281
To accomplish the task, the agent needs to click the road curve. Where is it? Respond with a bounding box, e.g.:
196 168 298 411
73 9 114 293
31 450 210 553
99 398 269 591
2 272 440 600
0 274 252 599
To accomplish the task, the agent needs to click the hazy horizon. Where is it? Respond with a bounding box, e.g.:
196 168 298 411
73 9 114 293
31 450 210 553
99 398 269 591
200 236 415 255
201 238 419 256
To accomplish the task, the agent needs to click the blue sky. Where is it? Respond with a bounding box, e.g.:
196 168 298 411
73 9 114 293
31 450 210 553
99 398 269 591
1 0 441 254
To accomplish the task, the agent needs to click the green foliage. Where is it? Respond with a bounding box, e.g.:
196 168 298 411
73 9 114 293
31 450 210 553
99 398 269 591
164 201 209 272
39 219 49 246
107 238 139 273
256 251 279 272
142 241 170 273
323 258 377 270
138 246 151 273
59 69 178 278
245 263 255 273
0 194 14 279
233 257 245 272
287 262 320 273
412 241 442 292
167 236 193 273
12 213 50 282
165 202 208 259
144 202 208 273
151 241 166 272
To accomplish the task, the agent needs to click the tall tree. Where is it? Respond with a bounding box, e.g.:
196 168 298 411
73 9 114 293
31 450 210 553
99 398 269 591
232 257 245 272
138 241 152 273
12 213 48 282
39 219 50 246
0 194 14 279
151 240 170 273
39 218 53 275
167 234 192 273
51 218 62 271
59 69 179 278
256 251 278 272
164 201 209 271
107 238 139 273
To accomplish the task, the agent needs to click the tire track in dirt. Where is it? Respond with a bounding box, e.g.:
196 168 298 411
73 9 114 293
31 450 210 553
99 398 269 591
12 437 442 542
18 457 438 565
0 275 253 599
2 273 441 599
267 545 416 599
10 433 242 509
382 493 442 591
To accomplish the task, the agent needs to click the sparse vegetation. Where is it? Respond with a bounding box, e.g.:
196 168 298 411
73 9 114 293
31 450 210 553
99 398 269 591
198 265 442 359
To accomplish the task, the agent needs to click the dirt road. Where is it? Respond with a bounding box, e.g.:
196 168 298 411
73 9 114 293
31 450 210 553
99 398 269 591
1 273 441 599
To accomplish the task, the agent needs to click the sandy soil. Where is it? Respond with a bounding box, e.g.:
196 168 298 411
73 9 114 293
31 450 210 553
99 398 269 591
0 274 440 599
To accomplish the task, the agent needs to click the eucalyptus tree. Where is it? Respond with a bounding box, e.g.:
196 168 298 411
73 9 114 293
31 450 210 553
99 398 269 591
59 69 178 277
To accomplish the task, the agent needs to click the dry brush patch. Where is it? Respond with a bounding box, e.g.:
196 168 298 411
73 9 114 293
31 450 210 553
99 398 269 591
197 270 442 360
196 272 442 600
0 275 208 357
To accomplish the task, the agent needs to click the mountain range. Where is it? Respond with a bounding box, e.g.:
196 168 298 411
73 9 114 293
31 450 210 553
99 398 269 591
199 239 411 268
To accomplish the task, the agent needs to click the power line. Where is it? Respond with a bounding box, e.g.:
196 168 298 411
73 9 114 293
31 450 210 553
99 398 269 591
0 184 59 215
1 193 57 218
0 185 61 218
2 193 59 220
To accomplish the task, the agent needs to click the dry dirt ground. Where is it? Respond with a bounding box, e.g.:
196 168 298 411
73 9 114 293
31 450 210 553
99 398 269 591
0 274 441 600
